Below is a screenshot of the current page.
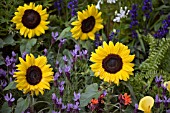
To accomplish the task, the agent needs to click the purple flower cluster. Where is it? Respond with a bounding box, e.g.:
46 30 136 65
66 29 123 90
51 32 59 45
54 0 63 13
129 4 139 38
52 92 80 113
108 30 120 41
4 93 15 107
154 15 170 38
0 69 8 89
70 44 88 63
67 0 78 17
94 33 102 47
154 75 170 109
142 0 152 19
5 51 17 76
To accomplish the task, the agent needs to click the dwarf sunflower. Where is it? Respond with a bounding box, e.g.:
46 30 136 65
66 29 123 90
71 4 103 40
11 2 49 39
90 41 135 85
14 54 54 96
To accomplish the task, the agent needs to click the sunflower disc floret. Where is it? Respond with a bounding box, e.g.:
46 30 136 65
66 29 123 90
14 54 54 96
71 4 103 40
90 41 135 85
11 2 49 38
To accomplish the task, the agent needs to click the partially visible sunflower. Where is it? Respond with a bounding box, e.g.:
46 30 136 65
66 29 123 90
71 4 103 40
14 54 54 96
90 41 135 85
11 2 49 39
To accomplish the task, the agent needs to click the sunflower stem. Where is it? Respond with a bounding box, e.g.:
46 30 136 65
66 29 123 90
30 95 34 113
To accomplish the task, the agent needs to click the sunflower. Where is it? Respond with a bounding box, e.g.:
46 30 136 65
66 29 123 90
11 2 49 39
14 54 54 96
90 41 135 85
70 4 103 40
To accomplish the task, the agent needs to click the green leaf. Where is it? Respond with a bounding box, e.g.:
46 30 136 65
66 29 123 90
0 38 5 48
0 102 12 113
4 34 16 46
0 52 4 65
80 83 102 107
57 27 71 40
3 81 16 91
15 96 30 113
20 38 37 54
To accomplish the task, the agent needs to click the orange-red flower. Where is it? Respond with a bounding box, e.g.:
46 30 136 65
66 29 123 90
119 93 132 105
91 98 99 105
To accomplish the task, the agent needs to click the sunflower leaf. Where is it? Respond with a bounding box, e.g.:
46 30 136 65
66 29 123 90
0 102 11 113
20 38 37 54
15 96 30 113
80 83 102 107
3 81 16 91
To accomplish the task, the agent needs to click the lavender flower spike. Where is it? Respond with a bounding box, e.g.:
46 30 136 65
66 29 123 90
4 93 15 107
155 75 163 88
73 92 80 102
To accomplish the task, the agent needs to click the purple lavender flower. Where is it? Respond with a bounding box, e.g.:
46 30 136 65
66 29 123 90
67 0 78 17
61 103 67 111
0 69 8 89
4 93 15 107
51 32 58 45
133 104 138 113
73 102 80 112
166 109 170 113
43 48 48 56
54 0 63 15
94 33 102 47
163 96 170 107
155 94 162 108
154 15 170 38
63 55 68 64
54 72 60 86
5 51 17 76
22 51 27 60
103 90 107 96
52 110 61 113
64 65 71 80
58 39 67 48
75 44 80 51
73 92 80 102
59 67 63 75
52 93 57 103
56 60 59 68
142 0 152 19
155 75 163 88
161 83 167 96
82 50 88 59
129 4 139 38
67 103 73 112
59 85 64 96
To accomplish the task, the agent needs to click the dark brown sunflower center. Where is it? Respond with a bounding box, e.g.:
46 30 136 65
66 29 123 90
102 54 123 74
22 9 41 29
81 16 95 33
26 66 42 85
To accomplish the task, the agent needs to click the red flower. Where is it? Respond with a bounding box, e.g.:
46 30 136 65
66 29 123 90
118 93 132 105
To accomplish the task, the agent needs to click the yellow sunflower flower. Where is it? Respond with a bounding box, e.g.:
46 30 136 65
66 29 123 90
71 4 103 40
90 41 135 85
14 54 54 96
138 96 154 113
11 2 49 39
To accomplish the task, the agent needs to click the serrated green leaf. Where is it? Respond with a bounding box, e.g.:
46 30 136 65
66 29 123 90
20 38 37 54
80 83 102 107
3 81 16 91
0 102 11 113
15 96 30 113
4 34 16 46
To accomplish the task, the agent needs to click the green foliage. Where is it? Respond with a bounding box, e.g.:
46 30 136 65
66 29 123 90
3 81 16 91
80 83 102 107
15 96 30 113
